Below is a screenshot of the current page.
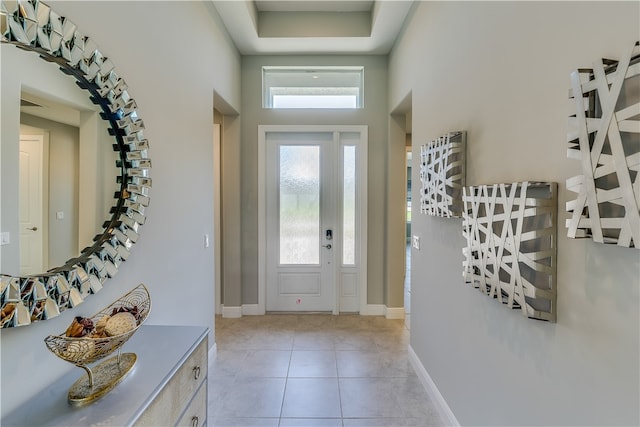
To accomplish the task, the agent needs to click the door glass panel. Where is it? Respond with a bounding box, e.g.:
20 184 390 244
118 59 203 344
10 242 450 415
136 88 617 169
279 145 320 265
343 145 356 265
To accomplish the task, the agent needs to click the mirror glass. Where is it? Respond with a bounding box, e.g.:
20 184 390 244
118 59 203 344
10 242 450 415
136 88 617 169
1 0 151 328
16 52 119 275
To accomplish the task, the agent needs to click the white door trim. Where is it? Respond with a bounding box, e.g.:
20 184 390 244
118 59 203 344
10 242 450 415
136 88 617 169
258 124 368 315
213 124 222 315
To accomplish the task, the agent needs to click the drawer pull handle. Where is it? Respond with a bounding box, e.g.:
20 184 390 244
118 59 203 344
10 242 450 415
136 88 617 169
193 366 201 380
191 416 199 427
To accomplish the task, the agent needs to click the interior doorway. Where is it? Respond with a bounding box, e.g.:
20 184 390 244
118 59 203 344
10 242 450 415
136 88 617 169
213 92 241 317
390 92 412 328
404 144 412 329
213 101 240 316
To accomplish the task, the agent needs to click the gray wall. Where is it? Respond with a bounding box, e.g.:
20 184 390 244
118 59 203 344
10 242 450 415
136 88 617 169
235 55 395 308
1 0 241 415
389 1 639 425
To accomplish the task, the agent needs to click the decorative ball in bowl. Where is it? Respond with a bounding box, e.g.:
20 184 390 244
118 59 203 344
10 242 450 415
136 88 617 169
44 284 151 405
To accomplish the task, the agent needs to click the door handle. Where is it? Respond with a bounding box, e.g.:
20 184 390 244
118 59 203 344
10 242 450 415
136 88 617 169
322 244 332 249
26 227 38 231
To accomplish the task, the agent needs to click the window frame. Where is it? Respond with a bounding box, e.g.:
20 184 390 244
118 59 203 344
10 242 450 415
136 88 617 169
262 66 365 109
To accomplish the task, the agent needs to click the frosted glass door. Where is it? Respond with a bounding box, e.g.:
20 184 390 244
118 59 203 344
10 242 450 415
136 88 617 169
279 146 320 265
266 132 335 312
264 128 366 313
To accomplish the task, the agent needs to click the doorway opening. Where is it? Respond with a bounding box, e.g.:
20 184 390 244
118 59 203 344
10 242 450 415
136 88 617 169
213 92 241 317
404 144 412 329
390 92 412 328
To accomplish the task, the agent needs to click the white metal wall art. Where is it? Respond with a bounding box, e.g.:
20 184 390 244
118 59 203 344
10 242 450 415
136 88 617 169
462 182 557 322
566 41 640 248
420 131 466 218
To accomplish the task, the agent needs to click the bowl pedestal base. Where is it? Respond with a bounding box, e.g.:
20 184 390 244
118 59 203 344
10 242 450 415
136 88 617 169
68 352 137 406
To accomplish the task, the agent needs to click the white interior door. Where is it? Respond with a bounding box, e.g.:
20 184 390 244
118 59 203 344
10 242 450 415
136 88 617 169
19 135 44 275
262 126 367 313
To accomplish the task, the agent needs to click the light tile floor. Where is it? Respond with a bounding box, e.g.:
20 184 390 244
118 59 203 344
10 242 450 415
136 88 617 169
209 314 445 427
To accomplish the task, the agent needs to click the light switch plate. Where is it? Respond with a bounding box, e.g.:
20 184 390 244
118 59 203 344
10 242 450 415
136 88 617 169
412 235 420 250
0 232 10 245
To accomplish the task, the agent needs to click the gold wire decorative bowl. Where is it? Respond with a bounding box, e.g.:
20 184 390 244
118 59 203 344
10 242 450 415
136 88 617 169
44 284 151 405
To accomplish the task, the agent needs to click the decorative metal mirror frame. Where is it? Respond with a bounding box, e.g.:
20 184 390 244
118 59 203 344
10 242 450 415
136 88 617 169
1 0 151 328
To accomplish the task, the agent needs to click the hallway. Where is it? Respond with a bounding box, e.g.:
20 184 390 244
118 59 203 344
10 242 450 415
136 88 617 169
209 314 444 426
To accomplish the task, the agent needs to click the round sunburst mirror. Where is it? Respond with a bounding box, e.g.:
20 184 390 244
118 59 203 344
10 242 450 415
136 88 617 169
0 0 151 328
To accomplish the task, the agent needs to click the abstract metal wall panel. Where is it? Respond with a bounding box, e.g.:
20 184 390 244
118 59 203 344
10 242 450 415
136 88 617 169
420 131 466 218
566 41 640 248
462 182 557 322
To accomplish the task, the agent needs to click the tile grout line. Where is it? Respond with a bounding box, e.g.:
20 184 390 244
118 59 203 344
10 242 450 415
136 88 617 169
334 348 345 423
278 348 294 422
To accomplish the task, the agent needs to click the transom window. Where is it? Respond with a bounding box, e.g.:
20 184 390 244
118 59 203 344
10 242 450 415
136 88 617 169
262 66 364 109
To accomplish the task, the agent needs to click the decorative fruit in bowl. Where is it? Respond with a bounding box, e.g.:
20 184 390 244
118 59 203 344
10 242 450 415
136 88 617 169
44 284 151 405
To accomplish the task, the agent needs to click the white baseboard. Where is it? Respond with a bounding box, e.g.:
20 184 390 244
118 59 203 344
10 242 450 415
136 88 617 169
361 305 406 319
361 304 386 316
408 345 459 426
208 342 217 363
222 304 264 317
227 304 404 318
242 304 263 315
385 307 405 319
221 306 242 318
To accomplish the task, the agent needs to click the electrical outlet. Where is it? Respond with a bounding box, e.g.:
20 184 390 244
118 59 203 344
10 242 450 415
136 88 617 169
412 235 420 250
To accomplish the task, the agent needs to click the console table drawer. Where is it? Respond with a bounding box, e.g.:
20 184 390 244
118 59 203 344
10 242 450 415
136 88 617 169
176 380 207 427
135 337 208 426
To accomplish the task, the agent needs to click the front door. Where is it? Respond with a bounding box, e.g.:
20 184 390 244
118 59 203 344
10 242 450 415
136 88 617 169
262 126 367 313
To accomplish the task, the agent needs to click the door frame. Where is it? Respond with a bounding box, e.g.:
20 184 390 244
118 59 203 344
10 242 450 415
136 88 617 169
258 125 368 314
213 123 222 314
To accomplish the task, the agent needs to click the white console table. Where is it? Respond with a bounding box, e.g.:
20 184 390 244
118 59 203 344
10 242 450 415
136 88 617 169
2 325 209 427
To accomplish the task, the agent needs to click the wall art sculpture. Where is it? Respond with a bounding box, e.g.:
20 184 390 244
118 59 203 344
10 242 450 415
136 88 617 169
566 41 640 248
462 182 557 322
420 131 466 218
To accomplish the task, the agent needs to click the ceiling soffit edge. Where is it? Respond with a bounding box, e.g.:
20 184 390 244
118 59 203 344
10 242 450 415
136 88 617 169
211 0 414 55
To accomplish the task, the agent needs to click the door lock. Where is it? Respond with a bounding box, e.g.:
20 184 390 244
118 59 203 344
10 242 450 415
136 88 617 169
325 229 333 240
322 244 332 249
